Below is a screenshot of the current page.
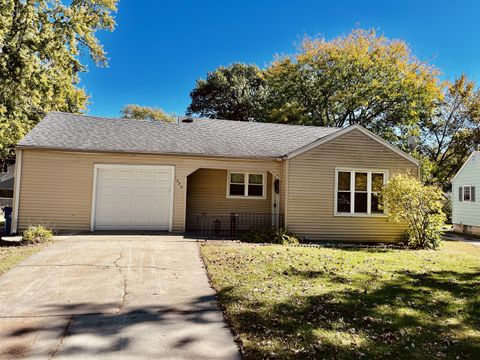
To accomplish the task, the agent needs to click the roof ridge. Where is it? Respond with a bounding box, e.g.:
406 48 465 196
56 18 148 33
194 117 341 130
49 111 341 131
48 111 176 128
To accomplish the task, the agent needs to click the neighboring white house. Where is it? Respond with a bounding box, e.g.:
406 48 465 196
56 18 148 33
452 151 480 234
0 164 14 208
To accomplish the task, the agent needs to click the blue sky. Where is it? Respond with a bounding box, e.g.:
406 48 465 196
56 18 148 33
81 0 480 118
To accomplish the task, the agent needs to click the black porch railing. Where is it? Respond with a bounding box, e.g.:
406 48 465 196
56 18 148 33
188 213 285 240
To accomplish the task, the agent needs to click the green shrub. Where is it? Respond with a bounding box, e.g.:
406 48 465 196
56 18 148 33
381 174 446 249
238 228 300 245
442 194 452 224
22 225 54 244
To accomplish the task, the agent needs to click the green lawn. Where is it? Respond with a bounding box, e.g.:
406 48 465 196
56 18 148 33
201 241 480 359
0 243 46 276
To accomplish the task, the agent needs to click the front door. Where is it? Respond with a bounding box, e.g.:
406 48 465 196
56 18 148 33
272 178 280 226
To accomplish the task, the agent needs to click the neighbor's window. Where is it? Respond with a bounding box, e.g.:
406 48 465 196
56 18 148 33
228 172 265 198
463 185 472 202
336 169 387 215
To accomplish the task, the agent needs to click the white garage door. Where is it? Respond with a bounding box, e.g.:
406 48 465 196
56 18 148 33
93 165 174 231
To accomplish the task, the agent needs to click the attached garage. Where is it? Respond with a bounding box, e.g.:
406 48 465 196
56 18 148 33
92 165 174 231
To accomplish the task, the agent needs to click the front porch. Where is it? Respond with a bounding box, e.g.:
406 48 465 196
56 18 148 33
185 168 283 238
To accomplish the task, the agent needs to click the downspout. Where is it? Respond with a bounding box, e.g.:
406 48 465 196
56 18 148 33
284 158 289 229
11 149 23 234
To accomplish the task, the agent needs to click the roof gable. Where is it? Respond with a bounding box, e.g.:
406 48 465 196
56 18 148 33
285 124 419 167
451 151 480 183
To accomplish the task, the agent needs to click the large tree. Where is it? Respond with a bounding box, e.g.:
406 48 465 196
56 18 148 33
0 0 118 165
418 75 480 187
121 104 174 122
264 29 441 140
187 63 268 121
187 29 441 144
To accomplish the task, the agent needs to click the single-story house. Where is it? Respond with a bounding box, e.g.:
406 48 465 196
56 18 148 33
452 151 479 234
11 112 419 242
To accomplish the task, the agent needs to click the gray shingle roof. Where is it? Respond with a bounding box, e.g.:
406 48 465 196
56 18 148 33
18 112 342 158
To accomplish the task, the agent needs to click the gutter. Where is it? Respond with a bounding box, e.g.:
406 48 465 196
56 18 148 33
15 146 282 162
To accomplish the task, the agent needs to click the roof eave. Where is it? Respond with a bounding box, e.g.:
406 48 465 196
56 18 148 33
15 145 282 161
451 151 479 183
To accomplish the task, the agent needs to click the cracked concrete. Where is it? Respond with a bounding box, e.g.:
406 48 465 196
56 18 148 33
48 316 74 360
0 235 240 360
112 245 127 314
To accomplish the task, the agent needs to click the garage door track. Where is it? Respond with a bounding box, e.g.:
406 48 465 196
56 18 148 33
0 235 240 359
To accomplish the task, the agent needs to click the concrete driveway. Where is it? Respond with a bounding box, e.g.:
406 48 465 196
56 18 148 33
0 235 240 359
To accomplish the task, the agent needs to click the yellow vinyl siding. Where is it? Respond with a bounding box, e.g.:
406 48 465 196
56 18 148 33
17 150 281 232
186 169 272 228
287 129 418 242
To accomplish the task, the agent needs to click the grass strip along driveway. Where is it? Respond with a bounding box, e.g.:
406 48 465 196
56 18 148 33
201 241 480 359
0 243 46 276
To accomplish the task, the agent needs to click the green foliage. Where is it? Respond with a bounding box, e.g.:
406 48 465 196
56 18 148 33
381 174 446 249
187 63 269 121
418 75 480 187
187 29 440 143
239 228 300 245
442 194 452 224
121 104 174 122
265 29 440 137
22 225 53 244
0 0 118 165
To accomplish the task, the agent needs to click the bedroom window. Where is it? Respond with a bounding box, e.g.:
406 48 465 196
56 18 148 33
227 172 266 198
335 169 387 215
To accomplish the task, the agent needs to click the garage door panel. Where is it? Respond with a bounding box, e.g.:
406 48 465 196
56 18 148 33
134 217 152 226
135 187 152 196
136 171 153 180
152 196 168 207
118 170 135 180
97 186 116 196
94 166 173 231
153 187 170 196
117 186 134 196
98 169 115 179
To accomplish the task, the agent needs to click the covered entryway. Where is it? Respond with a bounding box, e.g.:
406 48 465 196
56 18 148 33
185 168 283 238
91 164 174 231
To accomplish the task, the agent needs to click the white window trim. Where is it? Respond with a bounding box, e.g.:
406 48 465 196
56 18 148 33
334 168 389 217
226 171 267 199
463 185 472 202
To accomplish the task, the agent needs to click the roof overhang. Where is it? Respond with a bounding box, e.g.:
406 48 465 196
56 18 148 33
15 145 281 162
283 124 419 167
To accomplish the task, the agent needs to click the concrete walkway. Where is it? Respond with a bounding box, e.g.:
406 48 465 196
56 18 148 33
443 231 480 246
0 235 240 359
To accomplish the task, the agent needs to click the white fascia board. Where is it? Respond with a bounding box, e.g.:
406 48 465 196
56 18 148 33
451 151 480 183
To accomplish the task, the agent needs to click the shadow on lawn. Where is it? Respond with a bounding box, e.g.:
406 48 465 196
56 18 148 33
218 268 480 359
